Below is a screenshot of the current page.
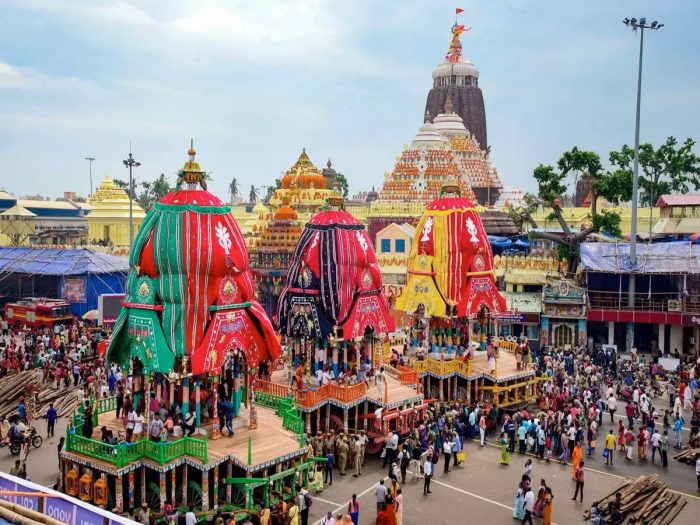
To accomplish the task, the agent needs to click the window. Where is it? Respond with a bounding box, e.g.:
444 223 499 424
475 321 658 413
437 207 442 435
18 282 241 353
526 325 539 341
395 239 406 253
380 239 391 253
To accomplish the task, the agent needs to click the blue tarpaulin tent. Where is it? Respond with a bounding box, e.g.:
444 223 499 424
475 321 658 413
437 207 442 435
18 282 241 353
0 247 129 317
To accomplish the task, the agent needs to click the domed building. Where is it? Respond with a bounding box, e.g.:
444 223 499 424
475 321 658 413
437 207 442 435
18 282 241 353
267 149 341 216
368 116 476 241
433 99 503 206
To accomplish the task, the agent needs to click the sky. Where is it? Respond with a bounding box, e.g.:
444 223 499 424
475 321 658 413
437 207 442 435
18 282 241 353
0 0 698 200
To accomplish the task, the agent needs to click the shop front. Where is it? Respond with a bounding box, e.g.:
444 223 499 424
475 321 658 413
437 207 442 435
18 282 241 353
541 278 587 349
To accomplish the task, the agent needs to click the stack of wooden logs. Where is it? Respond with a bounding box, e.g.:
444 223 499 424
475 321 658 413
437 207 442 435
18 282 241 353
673 447 700 465
0 369 80 421
583 474 687 525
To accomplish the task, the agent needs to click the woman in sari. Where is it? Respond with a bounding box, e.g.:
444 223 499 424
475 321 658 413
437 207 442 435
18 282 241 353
542 487 554 525
513 482 525 520
533 479 547 517
499 432 510 465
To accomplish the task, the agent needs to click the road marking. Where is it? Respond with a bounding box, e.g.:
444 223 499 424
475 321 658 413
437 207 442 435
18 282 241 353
479 441 700 500
312 496 342 507
312 476 388 525
417 472 562 525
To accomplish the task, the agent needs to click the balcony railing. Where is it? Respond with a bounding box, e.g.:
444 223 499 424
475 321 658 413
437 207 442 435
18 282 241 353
255 380 367 408
65 397 208 468
587 291 700 313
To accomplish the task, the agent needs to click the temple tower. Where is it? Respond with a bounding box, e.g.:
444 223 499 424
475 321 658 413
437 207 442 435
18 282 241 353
425 23 488 152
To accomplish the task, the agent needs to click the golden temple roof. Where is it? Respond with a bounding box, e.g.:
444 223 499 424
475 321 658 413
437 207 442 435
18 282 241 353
281 148 327 190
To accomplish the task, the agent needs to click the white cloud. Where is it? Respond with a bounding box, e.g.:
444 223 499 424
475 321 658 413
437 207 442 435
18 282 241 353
0 59 98 93
0 61 27 88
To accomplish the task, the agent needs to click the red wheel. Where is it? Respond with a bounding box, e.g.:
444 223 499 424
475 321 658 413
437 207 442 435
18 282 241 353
324 414 345 434
364 427 385 455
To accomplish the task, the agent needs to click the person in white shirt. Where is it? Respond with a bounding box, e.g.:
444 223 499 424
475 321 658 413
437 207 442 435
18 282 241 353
442 438 453 473
133 411 145 440
651 430 661 464
695 457 700 492
607 395 617 423
375 366 385 398
423 457 433 494
185 507 196 525
522 486 535 524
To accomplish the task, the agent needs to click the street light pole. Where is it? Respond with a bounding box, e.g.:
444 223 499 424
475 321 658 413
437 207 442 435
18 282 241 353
85 157 95 198
123 148 141 249
623 17 663 352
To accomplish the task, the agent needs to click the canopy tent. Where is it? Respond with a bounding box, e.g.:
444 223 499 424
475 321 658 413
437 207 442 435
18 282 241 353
580 241 700 274
0 247 128 317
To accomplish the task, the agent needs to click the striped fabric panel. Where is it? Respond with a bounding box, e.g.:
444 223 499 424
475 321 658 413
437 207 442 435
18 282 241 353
277 227 315 324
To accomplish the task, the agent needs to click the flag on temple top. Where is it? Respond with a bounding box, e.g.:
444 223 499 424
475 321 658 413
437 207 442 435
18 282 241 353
456 7 464 14
453 24 466 36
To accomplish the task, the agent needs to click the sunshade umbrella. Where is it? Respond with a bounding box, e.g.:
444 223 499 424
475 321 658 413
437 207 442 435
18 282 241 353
82 309 98 322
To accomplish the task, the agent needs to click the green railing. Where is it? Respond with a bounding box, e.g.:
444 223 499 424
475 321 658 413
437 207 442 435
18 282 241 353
282 411 304 435
66 401 208 468
65 430 209 469
254 391 282 411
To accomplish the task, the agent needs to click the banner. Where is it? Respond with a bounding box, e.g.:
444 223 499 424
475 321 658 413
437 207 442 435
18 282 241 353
62 276 87 303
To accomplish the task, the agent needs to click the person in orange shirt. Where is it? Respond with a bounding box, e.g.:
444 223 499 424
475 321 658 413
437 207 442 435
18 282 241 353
571 441 583 480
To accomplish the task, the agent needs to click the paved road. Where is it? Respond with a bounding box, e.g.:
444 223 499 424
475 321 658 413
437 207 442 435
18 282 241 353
307 437 700 525
0 415 66 487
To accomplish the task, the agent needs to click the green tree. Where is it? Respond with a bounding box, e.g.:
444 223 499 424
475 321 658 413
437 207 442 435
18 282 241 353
531 147 631 272
609 137 700 234
137 173 171 212
229 178 239 198
334 172 349 198
249 184 260 204
263 178 281 205
113 178 137 199
505 193 540 234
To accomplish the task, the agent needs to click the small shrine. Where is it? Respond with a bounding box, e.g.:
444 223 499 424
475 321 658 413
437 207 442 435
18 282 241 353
87 176 146 247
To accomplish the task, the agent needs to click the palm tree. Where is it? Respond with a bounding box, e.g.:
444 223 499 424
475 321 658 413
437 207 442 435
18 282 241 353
229 178 239 197
249 184 259 204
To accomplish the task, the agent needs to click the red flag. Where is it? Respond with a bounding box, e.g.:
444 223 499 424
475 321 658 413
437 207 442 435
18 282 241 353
456 8 464 14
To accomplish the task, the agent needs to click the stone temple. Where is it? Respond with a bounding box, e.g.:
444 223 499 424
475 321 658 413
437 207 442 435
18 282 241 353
425 23 488 154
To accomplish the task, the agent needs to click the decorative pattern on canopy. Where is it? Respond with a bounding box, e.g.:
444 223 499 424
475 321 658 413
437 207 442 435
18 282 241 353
278 204 395 340
107 146 281 374
396 189 506 318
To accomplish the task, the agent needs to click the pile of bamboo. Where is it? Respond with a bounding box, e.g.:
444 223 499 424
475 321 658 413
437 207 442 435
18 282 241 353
673 447 700 465
0 369 80 421
583 474 687 525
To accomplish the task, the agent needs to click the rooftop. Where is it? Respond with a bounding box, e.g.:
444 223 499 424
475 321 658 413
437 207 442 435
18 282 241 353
656 194 700 207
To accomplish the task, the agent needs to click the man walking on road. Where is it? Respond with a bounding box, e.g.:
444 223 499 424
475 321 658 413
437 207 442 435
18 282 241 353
651 429 661 464
572 461 585 502
375 479 387 511
46 403 57 438
660 430 670 468
605 430 615 466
